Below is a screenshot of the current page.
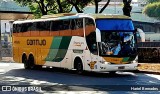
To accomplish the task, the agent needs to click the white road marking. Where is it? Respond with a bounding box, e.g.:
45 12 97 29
117 72 137 76
146 74 160 80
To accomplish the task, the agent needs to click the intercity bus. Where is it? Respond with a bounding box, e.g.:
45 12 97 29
13 13 139 73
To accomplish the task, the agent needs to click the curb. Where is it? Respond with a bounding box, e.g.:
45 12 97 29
0 61 14 63
134 70 160 75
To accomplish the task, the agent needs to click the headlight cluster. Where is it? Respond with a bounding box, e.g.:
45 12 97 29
100 61 111 64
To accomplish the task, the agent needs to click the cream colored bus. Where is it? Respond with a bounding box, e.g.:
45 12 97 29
13 13 138 73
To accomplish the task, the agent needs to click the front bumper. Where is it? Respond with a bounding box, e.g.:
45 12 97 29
99 63 138 72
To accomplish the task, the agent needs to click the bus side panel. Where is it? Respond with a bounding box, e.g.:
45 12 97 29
38 48 50 65
85 25 95 36
60 49 72 69
36 48 43 65
13 47 20 63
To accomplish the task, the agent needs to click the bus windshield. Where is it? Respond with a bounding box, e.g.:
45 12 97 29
96 19 136 56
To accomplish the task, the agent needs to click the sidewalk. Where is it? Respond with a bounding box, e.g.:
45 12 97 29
0 57 160 74
1 57 14 63
137 63 160 75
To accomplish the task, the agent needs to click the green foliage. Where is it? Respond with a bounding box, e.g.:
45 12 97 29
14 0 72 18
146 0 160 3
14 0 111 18
143 2 160 19
67 0 92 13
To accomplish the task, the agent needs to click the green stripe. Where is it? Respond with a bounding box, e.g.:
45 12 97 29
59 37 72 49
45 36 72 62
122 57 129 62
51 37 62 49
45 49 59 61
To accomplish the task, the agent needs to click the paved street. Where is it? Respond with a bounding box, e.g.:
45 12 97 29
0 62 160 94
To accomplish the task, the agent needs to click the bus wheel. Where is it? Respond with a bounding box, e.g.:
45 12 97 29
75 58 83 74
28 55 42 69
22 54 30 69
28 55 35 69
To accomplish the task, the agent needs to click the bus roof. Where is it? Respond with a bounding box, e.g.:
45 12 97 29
13 13 131 24
89 14 131 19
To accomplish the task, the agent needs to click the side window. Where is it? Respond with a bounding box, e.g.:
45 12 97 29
13 24 17 33
71 19 76 30
51 20 62 31
30 22 37 31
43 21 50 31
20 23 30 32
86 32 97 55
37 21 50 31
71 18 83 30
27 23 33 31
76 18 83 28
50 21 57 31
85 18 95 26
62 20 71 30
17 24 21 33
51 20 71 31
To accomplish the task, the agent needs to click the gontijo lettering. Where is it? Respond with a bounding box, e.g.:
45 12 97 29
27 39 46 46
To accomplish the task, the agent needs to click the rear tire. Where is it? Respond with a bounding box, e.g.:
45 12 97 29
28 55 42 69
28 55 35 69
22 55 30 69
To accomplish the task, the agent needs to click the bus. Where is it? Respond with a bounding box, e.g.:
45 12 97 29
13 13 139 73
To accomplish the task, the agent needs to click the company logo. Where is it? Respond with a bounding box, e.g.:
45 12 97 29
88 61 97 69
27 39 46 46
2 86 11 91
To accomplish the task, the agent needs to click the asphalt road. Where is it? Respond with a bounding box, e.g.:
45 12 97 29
0 62 160 94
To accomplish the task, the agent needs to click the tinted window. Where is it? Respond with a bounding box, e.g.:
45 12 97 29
13 24 17 33
20 23 29 32
51 20 71 31
17 24 21 33
37 21 51 31
71 18 83 30
62 20 71 30
86 32 97 55
85 18 95 26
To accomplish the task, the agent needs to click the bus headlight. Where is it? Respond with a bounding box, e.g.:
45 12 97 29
100 61 105 64
100 61 111 64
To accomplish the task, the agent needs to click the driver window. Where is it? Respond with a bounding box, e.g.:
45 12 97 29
86 32 98 55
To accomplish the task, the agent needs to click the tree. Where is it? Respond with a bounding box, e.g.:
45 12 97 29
146 0 160 3
14 0 112 18
67 0 111 13
67 0 92 13
122 0 132 17
14 0 72 18
143 2 160 19
94 0 110 13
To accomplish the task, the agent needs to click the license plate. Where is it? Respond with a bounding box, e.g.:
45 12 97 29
118 66 125 69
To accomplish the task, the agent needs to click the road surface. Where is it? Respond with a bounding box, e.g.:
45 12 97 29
0 62 160 94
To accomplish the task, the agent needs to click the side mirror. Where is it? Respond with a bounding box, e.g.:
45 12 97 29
96 28 101 42
92 43 97 50
135 28 145 42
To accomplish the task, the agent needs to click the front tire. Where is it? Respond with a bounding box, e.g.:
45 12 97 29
76 60 83 74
